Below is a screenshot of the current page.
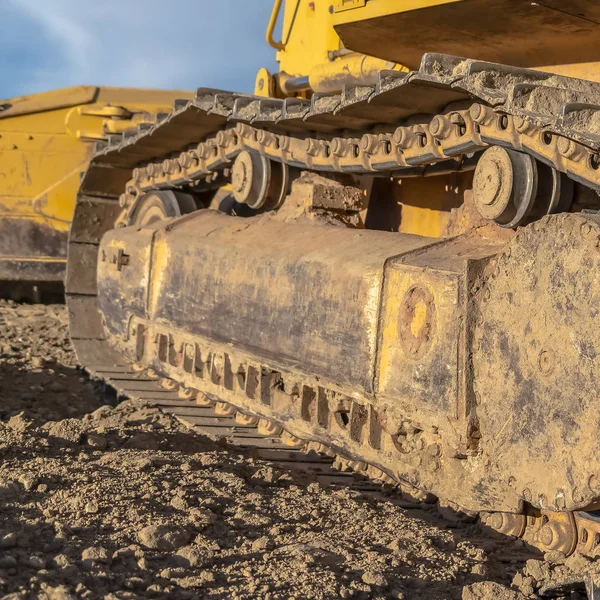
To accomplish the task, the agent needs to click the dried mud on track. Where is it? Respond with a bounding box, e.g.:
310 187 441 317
0 300 597 599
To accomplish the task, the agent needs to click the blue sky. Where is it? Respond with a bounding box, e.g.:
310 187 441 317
0 0 279 99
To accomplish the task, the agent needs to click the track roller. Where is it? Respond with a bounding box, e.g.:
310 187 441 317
472 146 573 228
231 150 290 210
129 189 198 226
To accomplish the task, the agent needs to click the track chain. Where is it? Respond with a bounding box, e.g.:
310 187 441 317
88 364 413 498
101 54 600 224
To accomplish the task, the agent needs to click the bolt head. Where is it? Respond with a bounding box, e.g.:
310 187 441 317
331 138 343 156
514 117 531 133
305 138 319 156
216 130 229 147
487 513 504 530
555 490 566 510
472 146 514 221
580 221 595 239
429 115 448 138
231 151 253 203
393 127 409 146
557 136 576 158
539 525 554 548
538 348 556 375
469 103 487 124
360 134 375 153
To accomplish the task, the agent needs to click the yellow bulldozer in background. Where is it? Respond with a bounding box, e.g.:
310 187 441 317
4 0 599 298
0 86 192 300
10 0 600 557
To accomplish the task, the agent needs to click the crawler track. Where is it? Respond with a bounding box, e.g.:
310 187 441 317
87 360 600 560
88 364 405 496
68 53 600 559
102 53 600 221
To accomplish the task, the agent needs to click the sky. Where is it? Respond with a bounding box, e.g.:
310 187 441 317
0 0 279 99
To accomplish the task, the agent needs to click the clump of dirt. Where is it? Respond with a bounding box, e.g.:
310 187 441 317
0 299 595 599
273 172 365 228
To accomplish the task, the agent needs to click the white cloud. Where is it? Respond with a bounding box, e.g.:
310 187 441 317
6 0 278 94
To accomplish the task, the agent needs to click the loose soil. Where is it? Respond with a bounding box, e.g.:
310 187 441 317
0 300 596 599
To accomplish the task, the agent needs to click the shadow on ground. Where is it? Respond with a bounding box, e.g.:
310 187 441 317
0 358 547 599
0 360 107 425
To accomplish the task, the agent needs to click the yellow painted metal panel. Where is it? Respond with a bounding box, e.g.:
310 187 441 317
276 0 341 77
377 262 461 417
538 62 600 83
332 0 600 69
94 87 192 105
0 86 98 119
0 86 193 277
0 86 192 119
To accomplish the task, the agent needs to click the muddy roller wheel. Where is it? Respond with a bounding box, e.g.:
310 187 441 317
129 190 198 226
472 146 573 228
231 150 290 211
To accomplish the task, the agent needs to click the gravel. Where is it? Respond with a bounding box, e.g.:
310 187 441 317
0 299 597 599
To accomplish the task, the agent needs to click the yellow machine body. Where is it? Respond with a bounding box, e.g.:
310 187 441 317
5 0 600 292
0 86 192 292
258 0 600 239
267 0 600 86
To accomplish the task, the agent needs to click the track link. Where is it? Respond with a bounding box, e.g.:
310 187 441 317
95 53 600 224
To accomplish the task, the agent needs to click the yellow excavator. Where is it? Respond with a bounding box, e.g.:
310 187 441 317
64 0 600 556
0 86 192 300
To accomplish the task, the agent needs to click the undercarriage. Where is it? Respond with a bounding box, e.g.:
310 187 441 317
66 54 600 557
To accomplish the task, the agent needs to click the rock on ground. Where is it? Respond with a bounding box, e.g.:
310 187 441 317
0 300 594 599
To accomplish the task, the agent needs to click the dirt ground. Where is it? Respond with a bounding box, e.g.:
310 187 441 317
0 300 597 600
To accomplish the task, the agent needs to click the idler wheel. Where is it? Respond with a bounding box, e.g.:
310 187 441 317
473 213 600 512
473 146 573 228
